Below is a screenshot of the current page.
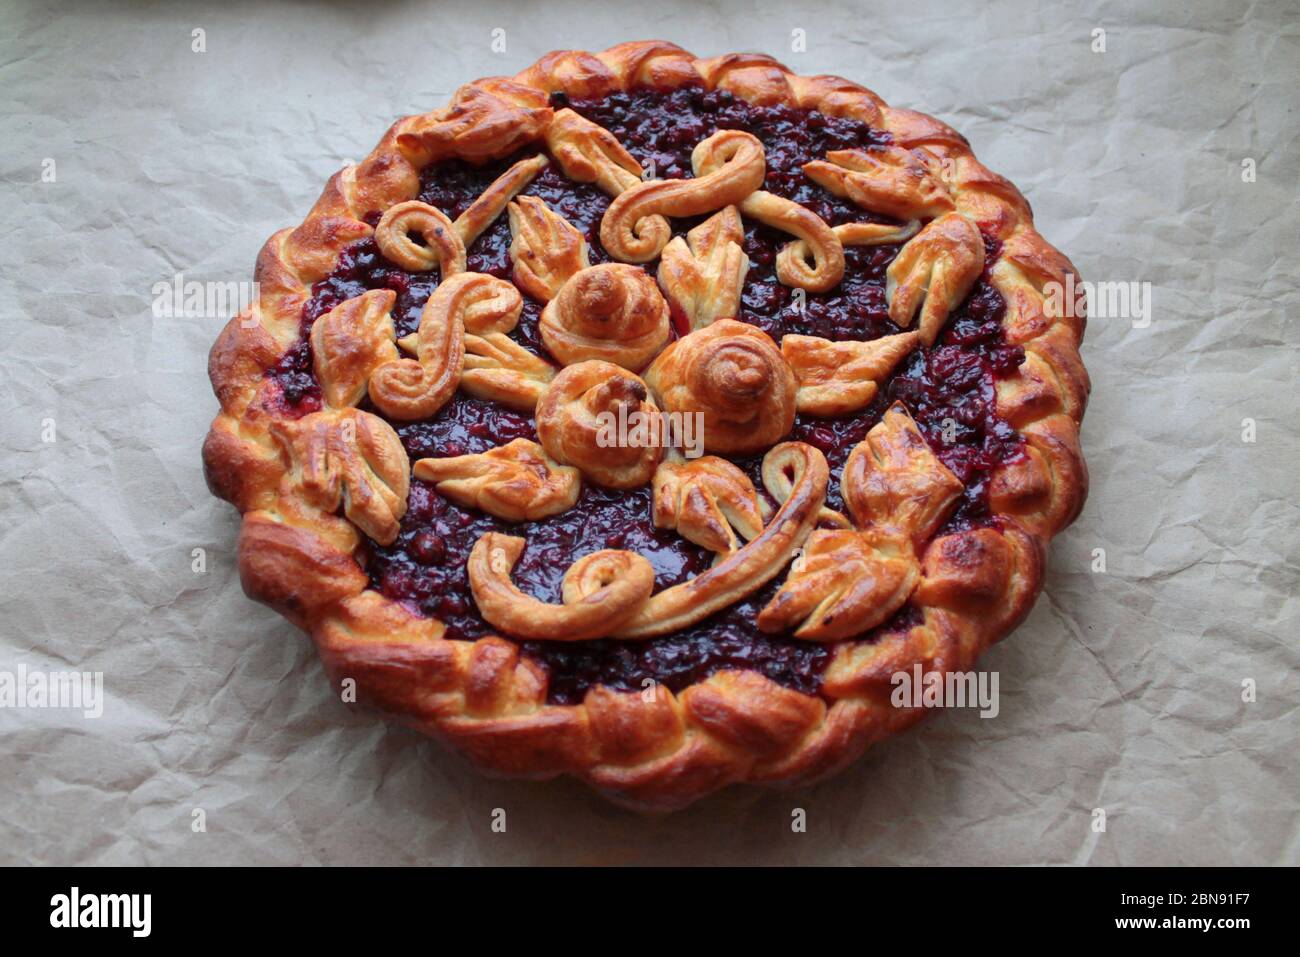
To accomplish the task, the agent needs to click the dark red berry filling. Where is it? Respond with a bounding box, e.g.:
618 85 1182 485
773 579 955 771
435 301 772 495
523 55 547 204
267 87 1025 704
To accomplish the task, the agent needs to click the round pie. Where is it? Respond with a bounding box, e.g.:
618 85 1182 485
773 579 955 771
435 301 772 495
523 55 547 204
203 41 1089 811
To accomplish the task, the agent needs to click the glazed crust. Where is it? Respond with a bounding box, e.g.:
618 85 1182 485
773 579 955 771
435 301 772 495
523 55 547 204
203 41 1089 811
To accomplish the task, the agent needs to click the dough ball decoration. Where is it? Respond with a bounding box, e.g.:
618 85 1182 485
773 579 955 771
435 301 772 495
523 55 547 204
211 45 1086 810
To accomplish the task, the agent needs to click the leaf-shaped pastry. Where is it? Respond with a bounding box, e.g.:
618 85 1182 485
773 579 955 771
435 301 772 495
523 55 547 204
803 146 954 221
310 290 399 408
841 402 963 546
462 332 556 411
885 212 985 345
652 455 771 554
270 407 409 545
545 108 644 196
656 206 749 333
414 438 580 522
757 528 919 641
507 195 590 301
782 331 920 416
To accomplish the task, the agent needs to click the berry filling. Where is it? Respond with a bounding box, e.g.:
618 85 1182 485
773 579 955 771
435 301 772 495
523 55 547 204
267 87 1026 704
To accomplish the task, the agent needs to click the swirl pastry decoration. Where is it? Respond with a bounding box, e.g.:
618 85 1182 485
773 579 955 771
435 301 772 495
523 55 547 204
507 195 591 301
614 442 828 638
886 212 986 345
600 129 766 263
545 108 644 196
310 289 399 408
269 408 409 545
462 333 556 411
803 146 955 222
757 528 919 641
535 360 664 488
842 402 963 546
644 319 796 455
652 455 771 555
454 154 549 247
374 200 467 274
734 191 844 292
781 331 920 416
540 263 671 370
468 532 655 640
656 206 749 332
414 438 580 522
371 273 521 420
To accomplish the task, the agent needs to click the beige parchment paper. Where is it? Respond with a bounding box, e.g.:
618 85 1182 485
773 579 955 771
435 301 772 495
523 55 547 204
1 0 1296 865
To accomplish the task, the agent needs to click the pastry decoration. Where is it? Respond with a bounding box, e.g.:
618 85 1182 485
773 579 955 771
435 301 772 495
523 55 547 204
545 108 644 196
614 442 828 638
781 331 920 416
820 219 921 252
757 527 919 641
461 332 556 411
468 532 655 640
374 200 467 274
310 289 399 408
371 273 521 420
733 191 844 293
205 43 1088 812
761 404 960 640
644 319 796 455
600 129 766 262
454 154 549 247
652 454 771 554
414 439 580 522
886 212 986 345
535 360 664 488
656 206 748 332
269 408 409 545
540 263 671 370
841 402 964 547
803 146 955 221
395 82 552 166
507 195 591 301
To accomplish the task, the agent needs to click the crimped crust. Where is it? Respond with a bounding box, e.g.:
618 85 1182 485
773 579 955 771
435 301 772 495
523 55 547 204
203 41 1089 811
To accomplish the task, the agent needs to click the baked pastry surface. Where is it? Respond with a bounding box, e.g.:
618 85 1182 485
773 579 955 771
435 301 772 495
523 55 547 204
203 42 1088 811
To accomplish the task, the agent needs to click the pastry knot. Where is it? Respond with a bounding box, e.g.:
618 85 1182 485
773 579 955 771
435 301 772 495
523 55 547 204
541 263 670 370
644 319 796 455
535 360 664 488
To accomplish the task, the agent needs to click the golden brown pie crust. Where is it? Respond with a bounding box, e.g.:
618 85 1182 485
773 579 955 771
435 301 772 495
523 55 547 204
202 41 1089 811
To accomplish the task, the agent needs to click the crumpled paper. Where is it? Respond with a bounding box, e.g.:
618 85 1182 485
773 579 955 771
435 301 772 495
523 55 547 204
1 0 1296 865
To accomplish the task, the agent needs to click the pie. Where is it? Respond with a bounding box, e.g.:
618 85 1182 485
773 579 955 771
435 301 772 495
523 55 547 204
203 42 1089 811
